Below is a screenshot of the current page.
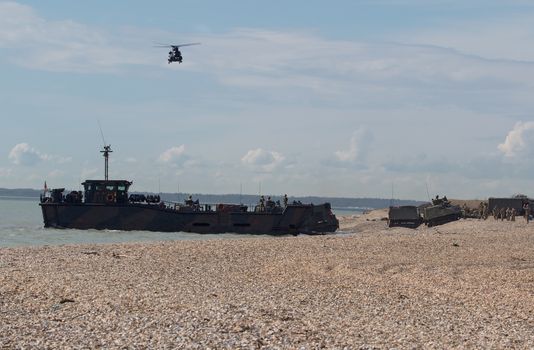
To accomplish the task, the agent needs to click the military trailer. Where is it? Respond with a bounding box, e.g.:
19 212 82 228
421 197 462 227
488 197 529 216
388 206 422 228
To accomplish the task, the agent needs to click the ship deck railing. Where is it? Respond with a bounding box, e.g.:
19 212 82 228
148 200 286 214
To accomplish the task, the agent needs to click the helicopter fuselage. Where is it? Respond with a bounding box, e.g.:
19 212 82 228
168 48 183 64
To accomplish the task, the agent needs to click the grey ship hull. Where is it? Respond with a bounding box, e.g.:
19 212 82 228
40 202 339 235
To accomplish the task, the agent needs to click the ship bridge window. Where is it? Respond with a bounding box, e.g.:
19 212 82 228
106 185 115 191
118 185 126 191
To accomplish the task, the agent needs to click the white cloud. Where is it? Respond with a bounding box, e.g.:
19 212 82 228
334 129 373 164
8 143 71 166
8 143 44 165
498 121 534 158
0 2 154 72
403 14 534 62
241 148 286 173
158 145 188 166
185 28 534 101
3 1 533 97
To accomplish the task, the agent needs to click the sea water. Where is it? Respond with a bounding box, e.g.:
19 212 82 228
0 197 363 248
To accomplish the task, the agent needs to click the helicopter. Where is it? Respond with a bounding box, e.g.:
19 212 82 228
154 43 200 64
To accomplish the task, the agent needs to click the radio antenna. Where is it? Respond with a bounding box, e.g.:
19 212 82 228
390 181 394 207
97 120 112 181
98 120 107 146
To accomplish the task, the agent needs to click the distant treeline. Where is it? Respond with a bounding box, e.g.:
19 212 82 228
0 188 43 198
157 193 424 209
0 188 424 209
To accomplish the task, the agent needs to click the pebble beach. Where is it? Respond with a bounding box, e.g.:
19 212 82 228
2 211 534 349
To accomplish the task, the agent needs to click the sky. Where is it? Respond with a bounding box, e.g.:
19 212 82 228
1 0 534 200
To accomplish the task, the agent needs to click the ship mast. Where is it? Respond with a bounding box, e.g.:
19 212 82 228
100 145 112 180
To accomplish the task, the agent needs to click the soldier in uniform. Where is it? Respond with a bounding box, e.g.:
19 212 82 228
483 203 489 220
259 195 265 212
493 206 498 220
266 196 274 210
505 207 511 221
511 208 516 221
499 207 506 221
524 203 531 223
462 203 469 218
283 194 288 208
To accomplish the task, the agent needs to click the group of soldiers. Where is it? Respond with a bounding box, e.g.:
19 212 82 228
258 194 289 212
463 201 531 223
491 202 531 223
491 206 518 221
462 202 488 219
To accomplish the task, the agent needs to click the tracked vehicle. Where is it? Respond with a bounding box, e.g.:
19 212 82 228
388 206 422 228
421 196 462 227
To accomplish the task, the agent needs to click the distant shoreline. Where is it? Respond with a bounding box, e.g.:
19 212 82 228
0 188 424 209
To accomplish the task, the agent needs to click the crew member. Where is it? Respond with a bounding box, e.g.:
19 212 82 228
259 195 265 212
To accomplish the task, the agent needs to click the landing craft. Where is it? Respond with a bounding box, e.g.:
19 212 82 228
154 42 200 64
39 146 338 235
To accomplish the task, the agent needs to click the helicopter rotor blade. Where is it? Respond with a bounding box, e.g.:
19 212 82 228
153 42 200 49
153 42 173 48
174 42 201 48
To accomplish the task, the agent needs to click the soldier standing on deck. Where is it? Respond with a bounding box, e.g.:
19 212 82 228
260 196 265 212
283 194 288 208
266 196 274 210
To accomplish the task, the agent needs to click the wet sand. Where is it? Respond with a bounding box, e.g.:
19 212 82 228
1 211 534 348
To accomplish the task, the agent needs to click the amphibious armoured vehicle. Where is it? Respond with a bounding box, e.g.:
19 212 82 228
421 196 462 227
39 147 339 235
387 206 422 228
